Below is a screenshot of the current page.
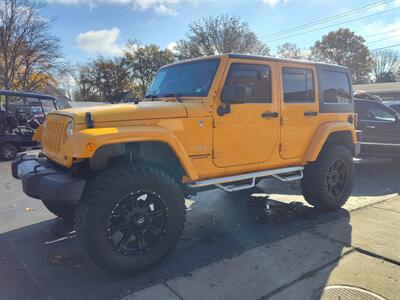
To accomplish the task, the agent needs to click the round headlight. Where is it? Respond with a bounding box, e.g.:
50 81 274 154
66 122 74 136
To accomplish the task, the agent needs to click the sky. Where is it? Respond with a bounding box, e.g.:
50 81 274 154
39 0 400 64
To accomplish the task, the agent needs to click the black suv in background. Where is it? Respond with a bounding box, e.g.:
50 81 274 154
354 99 400 163
385 101 400 113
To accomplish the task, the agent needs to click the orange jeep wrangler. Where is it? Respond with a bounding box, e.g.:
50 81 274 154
12 54 360 274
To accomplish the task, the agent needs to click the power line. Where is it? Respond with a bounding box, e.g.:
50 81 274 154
366 35 400 45
264 6 400 43
370 43 400 51
260 0 394 38
363 28 400 38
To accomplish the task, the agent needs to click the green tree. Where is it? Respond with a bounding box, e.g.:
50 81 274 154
124 41 174 96
175 15 270 59
311 28 372 83
371 50 400 83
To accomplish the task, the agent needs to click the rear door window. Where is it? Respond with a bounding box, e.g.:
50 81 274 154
282 68 314 103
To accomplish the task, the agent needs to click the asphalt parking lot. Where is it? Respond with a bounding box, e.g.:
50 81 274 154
0 158 399 300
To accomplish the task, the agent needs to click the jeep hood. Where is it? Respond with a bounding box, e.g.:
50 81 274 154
52 101 188 124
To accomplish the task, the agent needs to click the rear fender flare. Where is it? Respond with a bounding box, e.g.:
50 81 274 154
302 122 357 162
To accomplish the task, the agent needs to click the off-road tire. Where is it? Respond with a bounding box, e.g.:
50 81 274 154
75 164 186 274
0 143 18 161
301 145 354 211
42 201 76 221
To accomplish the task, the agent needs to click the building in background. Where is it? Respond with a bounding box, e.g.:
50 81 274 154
353 82 400 101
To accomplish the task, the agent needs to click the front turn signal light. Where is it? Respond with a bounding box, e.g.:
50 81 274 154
86 143 96 152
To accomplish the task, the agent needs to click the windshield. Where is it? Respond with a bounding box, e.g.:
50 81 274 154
40 99 58 113
146 59 220 98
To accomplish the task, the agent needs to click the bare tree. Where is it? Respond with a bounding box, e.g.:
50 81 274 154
175 15 270 59
371 50 400 83
0 0 63 109
276 43 308 59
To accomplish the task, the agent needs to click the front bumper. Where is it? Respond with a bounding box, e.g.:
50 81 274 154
11 154 86 205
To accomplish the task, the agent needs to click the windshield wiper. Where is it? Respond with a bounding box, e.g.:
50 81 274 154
162 93 183 103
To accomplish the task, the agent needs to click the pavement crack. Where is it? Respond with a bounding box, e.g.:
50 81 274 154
354 247 400 267
371 206 400 215
164 282 185 300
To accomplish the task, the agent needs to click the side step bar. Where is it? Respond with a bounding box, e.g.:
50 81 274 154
188 166 304 192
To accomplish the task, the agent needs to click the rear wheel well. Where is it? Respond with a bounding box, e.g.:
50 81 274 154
88 142 185 182
324 131 353 154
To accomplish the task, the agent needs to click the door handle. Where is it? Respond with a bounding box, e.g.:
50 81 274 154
304 111 318 117
262 112 279 118
366 125 376 129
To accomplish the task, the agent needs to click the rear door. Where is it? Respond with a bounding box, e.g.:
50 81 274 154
355 100 400 154
279 64 319 159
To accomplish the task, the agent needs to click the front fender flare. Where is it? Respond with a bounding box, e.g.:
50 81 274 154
62 126 199 180
302 122 357 162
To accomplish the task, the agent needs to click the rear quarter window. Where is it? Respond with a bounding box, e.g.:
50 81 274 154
321 70 351 104
317 66 354 113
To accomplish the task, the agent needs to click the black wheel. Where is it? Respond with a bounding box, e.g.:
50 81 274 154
0 143 18 160
42 201 76 221
301 145 354 211
75 164 186 274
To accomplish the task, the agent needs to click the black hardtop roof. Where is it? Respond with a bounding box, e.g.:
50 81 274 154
162 54 350 73
227 54 349 71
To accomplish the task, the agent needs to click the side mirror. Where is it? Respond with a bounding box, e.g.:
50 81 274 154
221 85 246 104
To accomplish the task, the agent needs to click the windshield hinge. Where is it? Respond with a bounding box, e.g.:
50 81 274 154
212 118 219 128
85 112 94 128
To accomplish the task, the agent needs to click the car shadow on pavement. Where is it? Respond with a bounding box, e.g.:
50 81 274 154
0 193 353 300
0 158 393 300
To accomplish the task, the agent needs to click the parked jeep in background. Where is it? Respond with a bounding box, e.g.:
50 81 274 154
11 54 360 274
354 99 400 163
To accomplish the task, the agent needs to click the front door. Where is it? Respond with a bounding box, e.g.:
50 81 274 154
279 64 320 159
212 60 279 168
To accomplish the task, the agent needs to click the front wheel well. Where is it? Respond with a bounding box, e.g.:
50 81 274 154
88 141 186 182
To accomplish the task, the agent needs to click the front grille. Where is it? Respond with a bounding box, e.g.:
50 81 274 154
42 116 68 156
